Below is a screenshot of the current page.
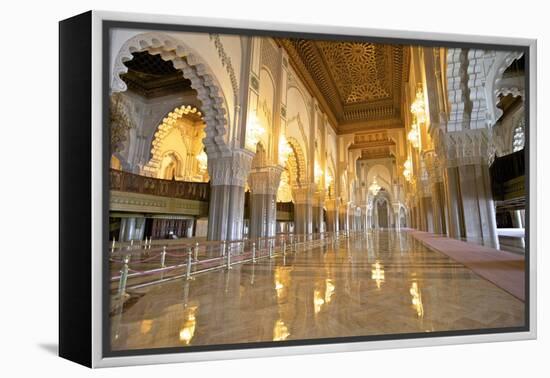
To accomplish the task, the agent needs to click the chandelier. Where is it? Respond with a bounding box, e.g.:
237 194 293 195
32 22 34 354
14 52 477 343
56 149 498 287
403 157 413 182
245 112 266 151
369 176 381 196
410 86 426 123
314 161 323 184
407 121 420 149
325 171 333 190
278 133 293 165
196 149 208 172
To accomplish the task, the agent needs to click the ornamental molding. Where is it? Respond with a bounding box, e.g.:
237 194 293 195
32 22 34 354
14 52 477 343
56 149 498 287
111 32 231 156
209 33 239 102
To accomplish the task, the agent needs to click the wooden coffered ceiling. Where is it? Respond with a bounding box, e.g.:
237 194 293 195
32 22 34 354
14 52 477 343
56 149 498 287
121 51 194 98
277 38 410 134
349 131 396 160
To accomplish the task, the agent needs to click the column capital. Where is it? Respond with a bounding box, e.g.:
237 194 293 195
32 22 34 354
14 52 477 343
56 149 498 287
292 183 316 205
440 129 491 168
208 148 255 187
248 165 283 195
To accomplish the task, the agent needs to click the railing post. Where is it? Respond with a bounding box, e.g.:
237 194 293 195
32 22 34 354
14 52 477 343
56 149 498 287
282 238 286 256
226 241 232 269
194 242 199 260
161 246 166 268
221 240 226 257
111 237 116 254
269 239 274 258
117 254 131 298
252 242 256 263
186 247 193 280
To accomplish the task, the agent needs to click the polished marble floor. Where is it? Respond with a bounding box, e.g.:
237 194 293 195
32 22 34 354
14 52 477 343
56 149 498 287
110 231 525 351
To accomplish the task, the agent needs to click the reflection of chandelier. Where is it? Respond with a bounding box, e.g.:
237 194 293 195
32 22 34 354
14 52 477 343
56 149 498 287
371 261 385 289
369 176 381 195
410 86 426 123
407 121 420 149
403 157 413 182
196 149 208 172
245 112 266 151
410 281 424 318
278 133 293 165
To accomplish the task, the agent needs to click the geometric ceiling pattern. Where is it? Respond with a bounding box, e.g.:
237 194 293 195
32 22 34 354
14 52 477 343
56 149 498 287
277 38 409 133
121 51 193 98
317 42 391 104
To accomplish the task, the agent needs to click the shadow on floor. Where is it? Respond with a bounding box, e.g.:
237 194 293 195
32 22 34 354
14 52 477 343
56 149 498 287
38 343 58 356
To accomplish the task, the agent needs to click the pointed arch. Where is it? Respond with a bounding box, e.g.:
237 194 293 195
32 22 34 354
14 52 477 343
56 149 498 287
111 32 231 156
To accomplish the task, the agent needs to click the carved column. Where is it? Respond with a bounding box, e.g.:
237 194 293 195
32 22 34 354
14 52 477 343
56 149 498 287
338 201 348 232
325 198 338 232
207 149 254 241
312 192 325 233
444 130 499 248
248 166 283 238
293 184 314 235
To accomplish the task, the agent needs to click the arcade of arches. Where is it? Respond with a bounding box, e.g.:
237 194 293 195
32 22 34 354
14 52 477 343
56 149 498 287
109 30 527 347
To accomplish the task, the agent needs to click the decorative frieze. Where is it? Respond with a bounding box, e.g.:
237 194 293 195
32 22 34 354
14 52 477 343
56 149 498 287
209 33 239 101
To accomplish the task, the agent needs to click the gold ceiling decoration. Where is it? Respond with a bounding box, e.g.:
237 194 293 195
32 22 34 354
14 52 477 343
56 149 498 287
317 42 390 104
350 131 395 160
277 38 409 132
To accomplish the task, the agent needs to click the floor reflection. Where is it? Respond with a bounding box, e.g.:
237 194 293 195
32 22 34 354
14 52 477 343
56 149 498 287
110 230 525 351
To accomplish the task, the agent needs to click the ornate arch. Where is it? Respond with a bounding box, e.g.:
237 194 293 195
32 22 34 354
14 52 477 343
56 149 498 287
286 137 307 187
111 32 230 156
142 105 203 177
484 51 524 126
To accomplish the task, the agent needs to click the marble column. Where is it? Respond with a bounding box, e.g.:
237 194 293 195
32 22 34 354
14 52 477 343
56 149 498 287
248 166 283 239
338 203 348 231
207 149 254 241
420 196 434 233
511 210 523 228
325 199 338 232
312 192 324 234
443 166 464 239
431 181 447 235
293 185 313 235
458 164 499 248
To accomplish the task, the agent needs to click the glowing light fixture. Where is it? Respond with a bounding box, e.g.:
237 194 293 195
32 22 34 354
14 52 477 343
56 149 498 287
403 157 413 182
196 149 208 172
410 86 426 123
407 121 420 149
325 171 333 191
314 161 323 184
245 112 266 151
369 176 381 196
278 132 293 165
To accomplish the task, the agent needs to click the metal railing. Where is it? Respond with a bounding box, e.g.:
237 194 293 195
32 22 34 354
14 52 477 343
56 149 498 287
110 231 360 299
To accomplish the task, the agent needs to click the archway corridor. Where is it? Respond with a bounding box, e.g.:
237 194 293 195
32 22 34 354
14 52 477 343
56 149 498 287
107 29 527 351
